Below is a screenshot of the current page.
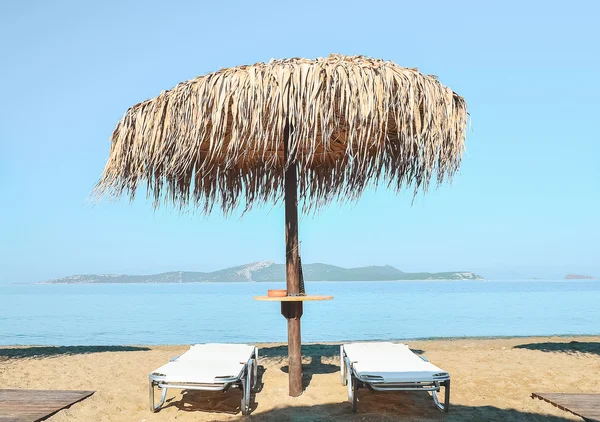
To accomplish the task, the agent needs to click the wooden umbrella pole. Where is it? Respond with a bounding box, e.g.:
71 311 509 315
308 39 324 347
283 123 303 397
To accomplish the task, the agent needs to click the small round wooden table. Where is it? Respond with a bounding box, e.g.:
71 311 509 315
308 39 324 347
254 295 333 396
253 295 334 302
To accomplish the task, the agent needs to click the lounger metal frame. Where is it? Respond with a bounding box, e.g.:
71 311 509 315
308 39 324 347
340 345 450 413
149 346 259 415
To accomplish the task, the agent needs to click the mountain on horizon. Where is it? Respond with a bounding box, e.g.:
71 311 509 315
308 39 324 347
41 262 484 284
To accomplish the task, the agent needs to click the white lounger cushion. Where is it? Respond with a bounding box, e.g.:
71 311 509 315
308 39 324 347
343 342 448 383
151 343 255 384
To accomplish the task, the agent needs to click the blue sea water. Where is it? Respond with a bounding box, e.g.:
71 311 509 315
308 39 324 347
0 281 598 346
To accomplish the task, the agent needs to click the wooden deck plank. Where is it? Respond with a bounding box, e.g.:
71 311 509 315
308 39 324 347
0 389 94 422
532 393 600 422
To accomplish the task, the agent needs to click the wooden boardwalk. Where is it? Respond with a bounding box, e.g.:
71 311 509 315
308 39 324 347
533 392 600 422
0 389 94 422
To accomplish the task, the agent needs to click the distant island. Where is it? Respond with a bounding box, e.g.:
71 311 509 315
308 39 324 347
40 262 484 284
564 274 596 280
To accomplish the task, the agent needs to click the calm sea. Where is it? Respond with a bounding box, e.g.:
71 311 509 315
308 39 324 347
1 281 598 345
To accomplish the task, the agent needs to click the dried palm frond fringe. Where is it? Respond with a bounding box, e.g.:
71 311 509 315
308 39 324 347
95 54 468 214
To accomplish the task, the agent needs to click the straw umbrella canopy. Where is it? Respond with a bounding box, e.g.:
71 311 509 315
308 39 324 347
96 54 468 397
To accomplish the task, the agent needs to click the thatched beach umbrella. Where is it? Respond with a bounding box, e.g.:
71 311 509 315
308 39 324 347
96 54 467 397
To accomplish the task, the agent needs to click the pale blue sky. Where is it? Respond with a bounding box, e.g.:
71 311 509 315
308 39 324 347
1 0 598 283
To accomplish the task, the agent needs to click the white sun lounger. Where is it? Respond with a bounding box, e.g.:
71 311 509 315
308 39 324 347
149 343 258 415
340 342 450 413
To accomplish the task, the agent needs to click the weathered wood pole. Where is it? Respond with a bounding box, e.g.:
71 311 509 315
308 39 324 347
282 123 303 397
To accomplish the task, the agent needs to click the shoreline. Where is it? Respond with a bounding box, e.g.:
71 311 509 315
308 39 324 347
3 333 600 348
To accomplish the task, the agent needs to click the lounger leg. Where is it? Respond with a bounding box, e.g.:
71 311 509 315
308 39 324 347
351 376 359 413
150 382 168 413
432 381 450 412
444 380 450 413
252 357 258 391
432 390 441 411
245 359 254 413
346 361 353 402
240 378 249 416
340 346 347 386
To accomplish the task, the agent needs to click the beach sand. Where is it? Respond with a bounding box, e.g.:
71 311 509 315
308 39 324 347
1 336 599 421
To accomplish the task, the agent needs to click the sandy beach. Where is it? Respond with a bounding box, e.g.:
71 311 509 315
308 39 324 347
1 336 599 421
